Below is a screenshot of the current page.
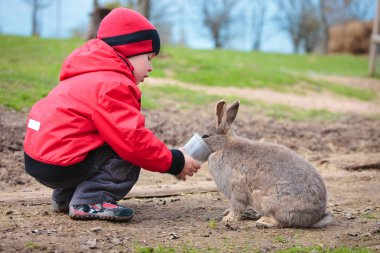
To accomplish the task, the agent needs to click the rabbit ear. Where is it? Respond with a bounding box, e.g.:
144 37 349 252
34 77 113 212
215 100 226 127
226 100 240 126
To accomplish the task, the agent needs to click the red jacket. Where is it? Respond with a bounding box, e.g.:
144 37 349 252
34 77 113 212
24 39 175 173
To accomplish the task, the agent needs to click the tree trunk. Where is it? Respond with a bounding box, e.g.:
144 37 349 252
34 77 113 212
31 0 39 36
138 0 151 18
87 0 111 40
319 0 329 54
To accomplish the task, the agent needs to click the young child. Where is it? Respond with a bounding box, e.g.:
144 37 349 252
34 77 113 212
23 7 201 221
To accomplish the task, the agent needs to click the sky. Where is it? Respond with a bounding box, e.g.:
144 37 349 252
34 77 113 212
0 0 92 38
0 0 299 53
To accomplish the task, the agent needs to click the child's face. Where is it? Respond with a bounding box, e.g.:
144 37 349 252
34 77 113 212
128 53 155 85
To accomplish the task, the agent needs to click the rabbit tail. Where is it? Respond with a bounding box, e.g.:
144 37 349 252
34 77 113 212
312 213 333 228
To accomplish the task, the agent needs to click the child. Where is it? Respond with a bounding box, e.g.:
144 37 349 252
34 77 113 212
23 7 201 221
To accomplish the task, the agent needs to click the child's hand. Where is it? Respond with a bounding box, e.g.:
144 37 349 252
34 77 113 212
176 149 201 181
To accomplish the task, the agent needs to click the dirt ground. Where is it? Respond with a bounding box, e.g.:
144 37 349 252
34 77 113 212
0 76 380 252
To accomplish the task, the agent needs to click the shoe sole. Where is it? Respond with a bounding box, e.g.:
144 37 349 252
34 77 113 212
69 213 134 222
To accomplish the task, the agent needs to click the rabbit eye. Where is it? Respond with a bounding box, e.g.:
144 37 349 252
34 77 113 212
202 134 209 138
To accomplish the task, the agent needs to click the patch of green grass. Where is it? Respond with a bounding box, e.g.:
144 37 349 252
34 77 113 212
277 246 375 253
362 213 377 219
274 236 289 244
0 35 83 110
133 244 374 253
223 239 237 251
241 99 342 122
208 219 218 229
25 240 39 250
134 245 218 253
156 46 376 101
140 85 223 110
134 245 175 253
142 89 342 122
300 77 377 101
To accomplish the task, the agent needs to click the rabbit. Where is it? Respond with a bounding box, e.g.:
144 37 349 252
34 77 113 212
201 100 332 228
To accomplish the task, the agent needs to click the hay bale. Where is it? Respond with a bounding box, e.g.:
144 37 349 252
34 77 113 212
328 20 372 54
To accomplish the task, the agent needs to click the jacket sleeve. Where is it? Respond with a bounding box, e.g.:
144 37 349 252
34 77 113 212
92 82 184 174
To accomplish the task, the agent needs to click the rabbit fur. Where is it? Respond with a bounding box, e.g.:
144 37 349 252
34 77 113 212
202 100 331 228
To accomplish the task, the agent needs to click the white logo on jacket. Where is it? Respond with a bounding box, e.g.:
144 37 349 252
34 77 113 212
27 119 41 131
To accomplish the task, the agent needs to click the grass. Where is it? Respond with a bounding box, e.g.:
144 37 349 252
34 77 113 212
133 245 375 253
134 245 217 253
0 35 377 121
277 246 376 253
241 98 342 122
361 213 377 219
156 47 377 101
0 35 83 110
140 85 224 110
297 77 376 101
274 235 289 244
207 219 218 229
140 85 341 121
25 241 40 250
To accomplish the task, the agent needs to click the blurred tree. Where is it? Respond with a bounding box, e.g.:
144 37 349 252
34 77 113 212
319 0 330 54
274 0 315 53
201 0 238 48
249 0 267 51
301 6 321 53
24 0 53 36
135 0 176 45
87 0 111 40
87 0 138 40
137 0 151 19
86 0 175 44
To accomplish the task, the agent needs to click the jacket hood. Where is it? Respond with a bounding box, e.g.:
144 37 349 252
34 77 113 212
60 39 135 82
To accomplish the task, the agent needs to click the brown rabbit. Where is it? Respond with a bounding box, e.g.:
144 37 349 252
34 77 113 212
202 100 332 228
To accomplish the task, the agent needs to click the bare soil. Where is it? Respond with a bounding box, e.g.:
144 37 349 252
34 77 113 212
0 77 379 252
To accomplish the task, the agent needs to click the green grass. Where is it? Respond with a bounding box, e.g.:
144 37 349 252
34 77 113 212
135 245 176 253
0 35 377 119
274 235 289 244
133 245 374 253
157 47 377 101
25 241 40 250
361 213 377 219
141 85 340 121
277 246 375 253
300 77 376 101
140 85 223 110
207 219 218 229
0 35 83 110
134 245 218 253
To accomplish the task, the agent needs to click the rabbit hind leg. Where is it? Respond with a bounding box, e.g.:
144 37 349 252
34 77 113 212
256 216 280 228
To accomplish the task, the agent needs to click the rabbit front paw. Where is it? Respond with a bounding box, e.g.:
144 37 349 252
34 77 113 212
222 211 241 222
255 216 279 228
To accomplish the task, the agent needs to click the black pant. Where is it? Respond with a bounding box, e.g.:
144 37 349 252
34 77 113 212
25 146 141 205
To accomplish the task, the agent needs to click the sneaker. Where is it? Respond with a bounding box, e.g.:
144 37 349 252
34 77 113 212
51 200 70 213
69 202 134 221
